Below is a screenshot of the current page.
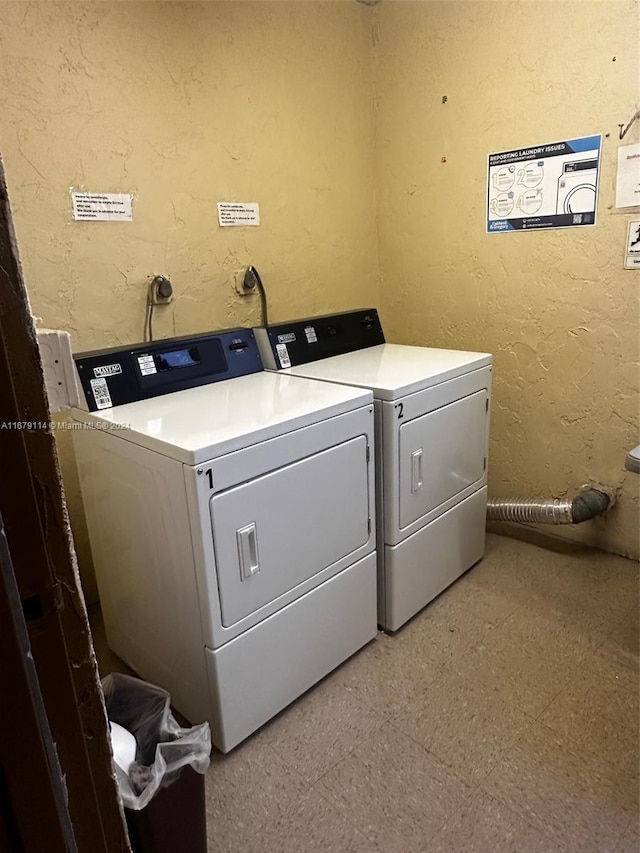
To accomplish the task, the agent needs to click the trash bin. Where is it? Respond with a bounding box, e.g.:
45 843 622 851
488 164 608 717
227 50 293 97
102 673 211 853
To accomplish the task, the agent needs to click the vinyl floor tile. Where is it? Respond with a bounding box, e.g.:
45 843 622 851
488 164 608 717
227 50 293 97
615 815 640 853
258 674 385 784
241 790 377 853
519 549 639 649
539 654 639 781
392 591 495 671
598 602 640 679
442 533 552 626
87 536 638 853
391 666 534 786
317 723 472 851
329 630 442 718
427 788 557 853
482 722 638 853
205 737 308 853
454 606 593 718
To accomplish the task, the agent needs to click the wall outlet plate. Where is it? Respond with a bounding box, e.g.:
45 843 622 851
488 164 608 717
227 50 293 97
150 276 174 304
36 328 81 412
234 271 254 297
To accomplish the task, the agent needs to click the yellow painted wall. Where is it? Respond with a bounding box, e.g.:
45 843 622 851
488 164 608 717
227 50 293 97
374 0 640 558
0 1 378 599
1 1 638 602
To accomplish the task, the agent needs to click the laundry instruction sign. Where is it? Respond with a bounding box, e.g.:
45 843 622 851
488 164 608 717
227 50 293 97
217 202 260 227
487 135 601 233
71 191 133 221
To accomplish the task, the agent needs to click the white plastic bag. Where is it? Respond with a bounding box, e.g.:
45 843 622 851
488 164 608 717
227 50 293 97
102 673 211 811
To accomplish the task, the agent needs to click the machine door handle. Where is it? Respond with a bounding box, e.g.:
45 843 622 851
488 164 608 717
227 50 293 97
411 449 423 493
237 522 260 580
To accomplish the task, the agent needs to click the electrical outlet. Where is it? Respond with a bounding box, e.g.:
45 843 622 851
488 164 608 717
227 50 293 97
234 270 253 297
150 275 174 304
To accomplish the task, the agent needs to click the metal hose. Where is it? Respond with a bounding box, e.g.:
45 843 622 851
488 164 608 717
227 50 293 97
487 488 611 525
488 497 573 525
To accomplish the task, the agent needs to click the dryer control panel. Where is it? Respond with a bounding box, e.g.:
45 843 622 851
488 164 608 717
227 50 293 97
255 308 385 370
74 328 263 411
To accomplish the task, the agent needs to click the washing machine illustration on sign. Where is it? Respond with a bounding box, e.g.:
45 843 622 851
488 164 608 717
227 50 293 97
555 157 598 217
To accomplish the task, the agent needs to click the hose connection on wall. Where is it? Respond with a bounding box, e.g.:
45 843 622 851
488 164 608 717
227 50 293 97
242 266 269 327
144 275 173 342
487 485 615 525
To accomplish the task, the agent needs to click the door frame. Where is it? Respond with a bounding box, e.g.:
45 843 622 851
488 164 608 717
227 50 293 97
0 155 130 852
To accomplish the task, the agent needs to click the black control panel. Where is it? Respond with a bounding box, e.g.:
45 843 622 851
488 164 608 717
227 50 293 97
74 328 263 411
255 309 385 370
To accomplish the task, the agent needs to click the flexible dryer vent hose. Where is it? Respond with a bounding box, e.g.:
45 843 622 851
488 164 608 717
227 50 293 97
487 487 612 525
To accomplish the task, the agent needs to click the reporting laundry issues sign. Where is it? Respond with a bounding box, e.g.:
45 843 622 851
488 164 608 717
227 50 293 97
487 135 601 233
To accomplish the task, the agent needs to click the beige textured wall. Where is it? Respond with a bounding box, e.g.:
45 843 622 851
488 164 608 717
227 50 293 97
0 1 378 599
374 0 640 558
1 1 638 604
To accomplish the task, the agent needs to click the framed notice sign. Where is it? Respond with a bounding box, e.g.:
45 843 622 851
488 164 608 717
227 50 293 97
487 135 601 233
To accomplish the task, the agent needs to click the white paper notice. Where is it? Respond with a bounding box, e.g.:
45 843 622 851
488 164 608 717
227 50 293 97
616 144 640 209
624 220 640 270
217 202 260 227
71 192 133 222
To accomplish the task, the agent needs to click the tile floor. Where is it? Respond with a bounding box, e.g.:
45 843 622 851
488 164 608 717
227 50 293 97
91 533 640 852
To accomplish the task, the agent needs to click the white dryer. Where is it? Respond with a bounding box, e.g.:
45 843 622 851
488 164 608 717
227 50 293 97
255 310 491 632
72 328 377 752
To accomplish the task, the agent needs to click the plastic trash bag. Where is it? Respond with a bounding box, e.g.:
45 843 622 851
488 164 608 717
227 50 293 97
102 673 211 811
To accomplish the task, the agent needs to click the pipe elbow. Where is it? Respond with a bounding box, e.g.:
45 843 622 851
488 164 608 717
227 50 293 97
570 488 611 524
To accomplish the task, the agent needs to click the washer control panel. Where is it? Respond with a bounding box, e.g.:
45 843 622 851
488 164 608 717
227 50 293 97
74 329 262 411
255 308 384 370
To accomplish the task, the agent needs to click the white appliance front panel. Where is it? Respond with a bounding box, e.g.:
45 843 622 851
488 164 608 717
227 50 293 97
184 404 376 649
383 486 487 631
210 436 369 626
399 389 487 529
206 551 377 752
382 365 491 545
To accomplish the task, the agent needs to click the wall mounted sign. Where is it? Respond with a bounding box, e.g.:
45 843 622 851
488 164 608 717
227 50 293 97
624 220 640 270
616 143 640 209
71 191 133 221
487 135 601 233
217 202 260 227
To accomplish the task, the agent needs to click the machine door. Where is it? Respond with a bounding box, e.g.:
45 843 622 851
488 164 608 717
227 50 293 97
210 436 369 627
399 390 487 529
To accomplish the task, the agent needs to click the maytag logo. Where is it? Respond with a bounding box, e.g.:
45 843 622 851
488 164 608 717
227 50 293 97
277 333 296 344
94 363 122 378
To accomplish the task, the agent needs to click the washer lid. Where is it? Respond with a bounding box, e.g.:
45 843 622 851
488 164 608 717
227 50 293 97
72 372 372 464
283 344 492 401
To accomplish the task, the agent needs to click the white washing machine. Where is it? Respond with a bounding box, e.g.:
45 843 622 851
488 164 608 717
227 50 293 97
72 328 377 752
255 310 491 631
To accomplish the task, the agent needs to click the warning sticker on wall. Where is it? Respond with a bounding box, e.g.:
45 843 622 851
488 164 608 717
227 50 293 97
71 192 133 221
217 202 260 227
487 135 601 233
625 220 640 270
